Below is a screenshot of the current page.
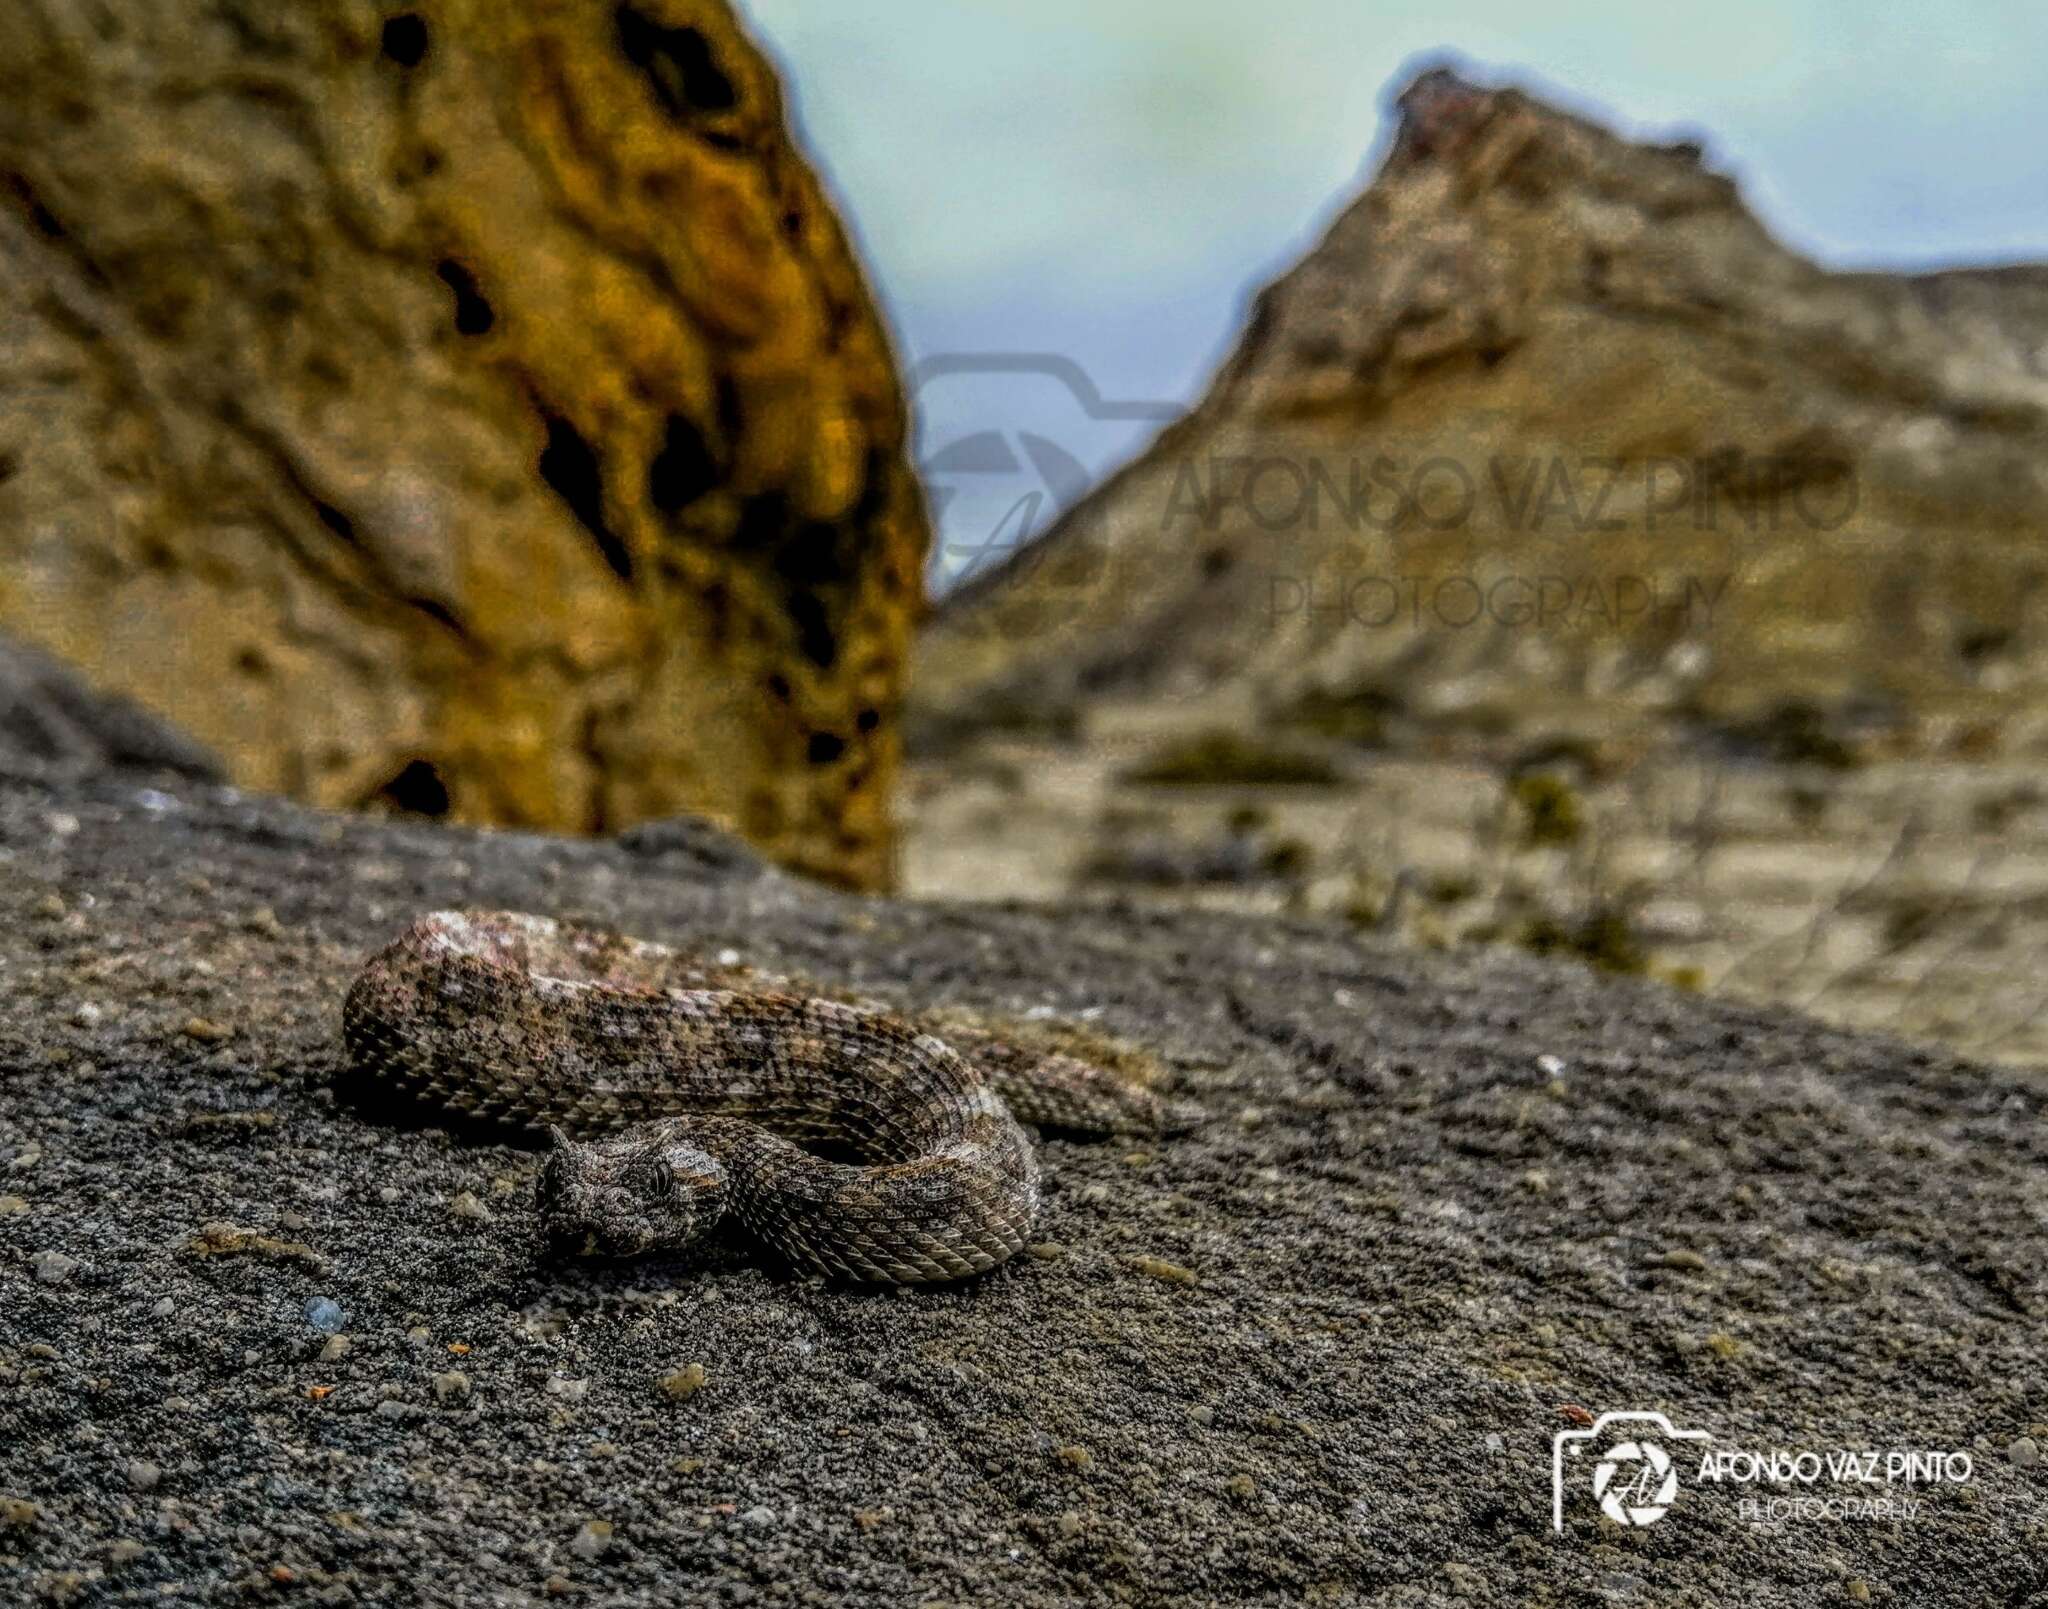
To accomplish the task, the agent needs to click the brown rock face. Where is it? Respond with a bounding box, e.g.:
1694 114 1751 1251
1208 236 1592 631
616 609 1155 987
919 65 2048 748
0 0 928 889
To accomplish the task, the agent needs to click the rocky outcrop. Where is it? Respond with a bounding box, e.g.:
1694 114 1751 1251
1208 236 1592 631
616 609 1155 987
918 65 2048 752
0 0 928 889
0 764 2042 1602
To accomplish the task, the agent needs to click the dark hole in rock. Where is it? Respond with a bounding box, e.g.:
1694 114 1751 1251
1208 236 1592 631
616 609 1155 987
538 412 633 583
312 499 355 542
615 4 738 117
234 648 270 677
377 759 450 818
765 674 791 703
851 449 891 523
787 597 836 669
775 524 846 669
381 14 429 67
807 732 845 765
435 260 495 335
775 522 847 590
407 596 470 641
855 708 879 733
0 451 17 485
734 491 787 551
648 413 718 514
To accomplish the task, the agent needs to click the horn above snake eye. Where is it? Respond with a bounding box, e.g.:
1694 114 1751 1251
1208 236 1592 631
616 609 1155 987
547 1125 571 1150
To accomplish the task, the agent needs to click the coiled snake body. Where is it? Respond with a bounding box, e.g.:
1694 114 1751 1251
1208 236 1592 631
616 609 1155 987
342 912 1191 1284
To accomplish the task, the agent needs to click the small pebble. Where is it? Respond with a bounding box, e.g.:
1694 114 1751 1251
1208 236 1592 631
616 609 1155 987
657 1363 707 1403
546 1376 589 1401
569 1519 613 1559
740 1506 776 1528
319 1335 351 1364
181 1016 234 1043
151 1297 175 1319
71 1002 103 1029
303 1296 346 1334
0 1195 26 1217
1536 1053 1566 1077
0 1496 37 1530
126 1461 161 1492
1056 1446 1093 1471
433 1371 471 1404
1132 1255 1196 1286
1845 1582 1871 1604
32 1250 77 1285
448 1191 490 1223
33 893 66 920
1226 1473 1258 1500
106 1540 146 1568
374 1399 420 1421
2009 1436 2040 1468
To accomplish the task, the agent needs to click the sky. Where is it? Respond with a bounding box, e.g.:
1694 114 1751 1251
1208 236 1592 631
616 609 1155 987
735 2 2048 583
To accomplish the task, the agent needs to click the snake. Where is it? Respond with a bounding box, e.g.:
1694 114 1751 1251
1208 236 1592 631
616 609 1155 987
340 911 1195 1284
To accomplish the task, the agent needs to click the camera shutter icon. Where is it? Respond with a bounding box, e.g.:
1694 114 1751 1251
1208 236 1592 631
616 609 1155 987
1591 1439 1678 1526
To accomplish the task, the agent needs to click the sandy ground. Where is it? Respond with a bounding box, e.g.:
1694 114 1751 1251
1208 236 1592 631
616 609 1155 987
1 760 2045 1605
904 728 2048 1071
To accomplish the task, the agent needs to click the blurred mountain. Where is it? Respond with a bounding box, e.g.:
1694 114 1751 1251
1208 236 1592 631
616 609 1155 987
0 0 928 890
915 65 2048 755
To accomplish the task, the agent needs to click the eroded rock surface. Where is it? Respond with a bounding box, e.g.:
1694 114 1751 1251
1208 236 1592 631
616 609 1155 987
0 0 927 889
0 765 2041 1603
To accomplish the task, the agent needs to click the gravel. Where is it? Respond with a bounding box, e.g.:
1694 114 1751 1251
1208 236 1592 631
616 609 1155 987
0 763 2042 1604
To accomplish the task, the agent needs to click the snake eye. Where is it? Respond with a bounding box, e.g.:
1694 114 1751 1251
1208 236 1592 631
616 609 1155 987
630 1159 675 1197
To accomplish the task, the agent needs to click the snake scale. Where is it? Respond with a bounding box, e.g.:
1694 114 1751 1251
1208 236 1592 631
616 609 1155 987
341 911 1194 1284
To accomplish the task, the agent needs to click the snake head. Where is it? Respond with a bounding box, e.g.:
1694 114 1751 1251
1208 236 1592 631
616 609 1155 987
536 1124 727 1261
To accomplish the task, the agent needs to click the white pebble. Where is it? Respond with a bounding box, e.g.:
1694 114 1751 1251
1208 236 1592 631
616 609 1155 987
32 1250 77 1284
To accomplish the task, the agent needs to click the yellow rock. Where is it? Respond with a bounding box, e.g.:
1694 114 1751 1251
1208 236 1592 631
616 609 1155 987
0 0 927 890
